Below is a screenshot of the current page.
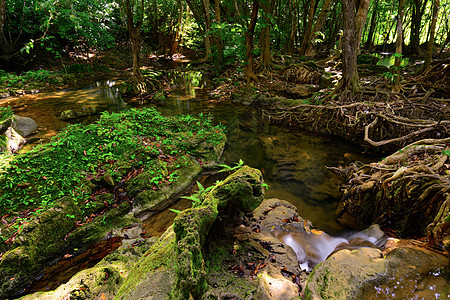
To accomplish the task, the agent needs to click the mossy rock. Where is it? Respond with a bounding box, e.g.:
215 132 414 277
115 166 265 299
0 200 137 299
129 156 203 220
19 236 156 300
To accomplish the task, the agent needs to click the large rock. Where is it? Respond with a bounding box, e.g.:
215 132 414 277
18 232 156 300
12 115 38 137
305 240 449 299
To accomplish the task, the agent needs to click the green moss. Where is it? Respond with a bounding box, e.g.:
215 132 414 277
116 166 264 300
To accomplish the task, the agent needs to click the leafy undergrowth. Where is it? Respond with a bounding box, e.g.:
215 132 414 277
0 107 225 242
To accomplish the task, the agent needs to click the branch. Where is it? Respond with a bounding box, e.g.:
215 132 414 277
364 117 437 147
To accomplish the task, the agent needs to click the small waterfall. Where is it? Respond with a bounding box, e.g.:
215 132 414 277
274 224 389 271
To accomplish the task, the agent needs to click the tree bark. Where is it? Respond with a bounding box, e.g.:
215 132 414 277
259 0 276 71
214 0 223 62
337 0 359 92
288 0 298 55
202 0 212 61
299 0 316 56
410 0 422 55
419 0 440 74
245 0 259 83
0 0 8 53
364 0 378 51
305 0 333 56
392 0 406 93
119 0 144 89
355 0 370 53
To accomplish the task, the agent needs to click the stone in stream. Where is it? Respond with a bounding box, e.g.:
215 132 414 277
11 115 38 137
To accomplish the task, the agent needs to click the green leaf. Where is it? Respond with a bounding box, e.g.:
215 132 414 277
181 195 201 203
196 181 204 193
169 208 182 214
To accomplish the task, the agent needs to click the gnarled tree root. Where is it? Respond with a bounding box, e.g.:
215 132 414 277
332 138 450 246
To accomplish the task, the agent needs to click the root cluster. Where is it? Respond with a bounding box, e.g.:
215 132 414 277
329 138 450 246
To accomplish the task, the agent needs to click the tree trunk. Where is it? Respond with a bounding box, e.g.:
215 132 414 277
419 0 440 74
259 0 276 71
0 0 7 52
202 0 212 61
392 0 406 93
410 0 422 55
337 0 359 92
245 0 259 83
288 0 298 55
120 0 144 91
214 0 223 62
365 1 378 51
305 0 333 56
355 0 370 53
299 0 316 56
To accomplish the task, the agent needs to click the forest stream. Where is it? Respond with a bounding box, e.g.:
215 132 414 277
2 69 383 294
1 69 448 299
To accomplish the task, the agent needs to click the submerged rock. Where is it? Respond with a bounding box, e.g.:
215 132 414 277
60 106 96 121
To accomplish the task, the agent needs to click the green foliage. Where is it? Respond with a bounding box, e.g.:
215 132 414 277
0 107 225 216
0 69 56 89
0 106 13 123
218 159 245 173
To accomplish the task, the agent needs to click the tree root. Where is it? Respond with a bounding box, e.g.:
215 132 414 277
262 85 449 152
333 137 450 245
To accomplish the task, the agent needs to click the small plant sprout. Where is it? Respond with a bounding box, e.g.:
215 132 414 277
218 159 245 173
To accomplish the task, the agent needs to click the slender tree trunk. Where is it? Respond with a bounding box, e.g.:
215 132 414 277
288 0 298 55
355 0 370 53
171 1 183 55
259 0 276 71
305 0 333 55
365 1 378 51
214 0 223 62
410 0 422 55
0 0 12 55
392 0 406 93
337 0 359 92
299 0 316 56
120 0 144 90
202 0 212 61
245 0 259 83
419 0 440 74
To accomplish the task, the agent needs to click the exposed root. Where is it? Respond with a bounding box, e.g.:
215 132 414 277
331 138 450 246
262 86 449 152
281 62 323 84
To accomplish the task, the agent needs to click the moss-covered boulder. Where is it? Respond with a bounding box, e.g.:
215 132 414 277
19 234 156 300
115 166 265 299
